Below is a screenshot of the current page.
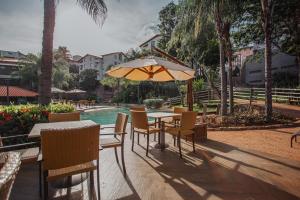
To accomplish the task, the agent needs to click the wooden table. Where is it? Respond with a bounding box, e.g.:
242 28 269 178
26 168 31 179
28 120 99 189
28 120 97 138
147 112 181 150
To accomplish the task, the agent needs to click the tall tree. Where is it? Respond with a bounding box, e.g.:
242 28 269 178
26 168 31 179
39 0 107 105
260 0 273 121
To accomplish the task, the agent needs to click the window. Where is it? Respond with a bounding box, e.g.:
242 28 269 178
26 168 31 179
119 54 122 61
114 55 117 59
151 41 155 47
249 70 262 74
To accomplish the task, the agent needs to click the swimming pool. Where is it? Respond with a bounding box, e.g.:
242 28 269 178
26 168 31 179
80 107 163 125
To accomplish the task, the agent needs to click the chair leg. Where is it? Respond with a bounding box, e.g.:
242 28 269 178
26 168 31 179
192 134 196 153
43 171 48 200
137 133 140 144
90 171 94 195
39 161 42 198
114 147 119 164
121 145 126 176
154 133 156 141
146 134 149 157
178 135 182 158
131 132 135 151
173 136 176 146
130 125 133 139
97 160 101 200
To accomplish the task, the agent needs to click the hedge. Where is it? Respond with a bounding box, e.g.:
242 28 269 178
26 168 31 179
143 98 164 109
0 103 76 146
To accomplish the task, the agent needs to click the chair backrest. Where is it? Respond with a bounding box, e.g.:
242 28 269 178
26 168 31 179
41 125 100 170
0 152 21 200
180 111 197 130
130 106 146 111
173 107 188 120
114 113 129 134
131 111 148 130
48 112 80 122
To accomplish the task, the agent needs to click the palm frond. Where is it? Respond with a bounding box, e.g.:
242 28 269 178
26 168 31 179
77 0 107 25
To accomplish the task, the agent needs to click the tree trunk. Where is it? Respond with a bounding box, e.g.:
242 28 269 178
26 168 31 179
261 0 273 121
224 28 234 114
215 4 227 116
219 39 227 116
39 0 55 105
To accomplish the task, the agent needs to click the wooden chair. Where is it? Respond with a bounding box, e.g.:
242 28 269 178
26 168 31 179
100 113 128 175
0 152 21 200
163 107 188 125
165 111 197 158
131 111 160 156
129 106 146 139
40 125 101 200
48 112 80 122
130 106 146 111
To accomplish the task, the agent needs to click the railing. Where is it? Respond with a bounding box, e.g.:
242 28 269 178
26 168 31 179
234 87 300 104
167 86 300 106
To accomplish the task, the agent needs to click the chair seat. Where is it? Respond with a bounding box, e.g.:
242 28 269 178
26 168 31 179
101 137 122 148
0 147 39 166
134 127 160 134
165 127 194 136
47 161 97 181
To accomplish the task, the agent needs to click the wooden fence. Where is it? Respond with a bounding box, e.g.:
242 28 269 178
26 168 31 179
167 87 300 106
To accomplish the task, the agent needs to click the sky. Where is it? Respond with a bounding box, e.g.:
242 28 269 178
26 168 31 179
0 0 175 56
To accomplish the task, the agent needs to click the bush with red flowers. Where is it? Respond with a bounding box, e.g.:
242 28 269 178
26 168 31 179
0 103 75 146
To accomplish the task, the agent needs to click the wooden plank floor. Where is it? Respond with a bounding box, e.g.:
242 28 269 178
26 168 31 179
11 126 300 200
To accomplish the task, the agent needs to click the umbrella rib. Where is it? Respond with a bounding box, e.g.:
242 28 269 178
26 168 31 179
123 68 135 78
164 68 175 80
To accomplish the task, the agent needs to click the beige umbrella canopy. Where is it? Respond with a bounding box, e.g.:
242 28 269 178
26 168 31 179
106 56 195 82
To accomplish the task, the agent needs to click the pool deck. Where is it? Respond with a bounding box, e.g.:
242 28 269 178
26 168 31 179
11 124 300 200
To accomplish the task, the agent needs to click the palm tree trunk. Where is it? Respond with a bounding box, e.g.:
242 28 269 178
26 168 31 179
39 0 55 105
224 35 234 114
261 0 273 121
219 39 227 116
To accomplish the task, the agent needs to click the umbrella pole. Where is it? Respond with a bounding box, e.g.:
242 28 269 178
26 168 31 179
187 79 193 111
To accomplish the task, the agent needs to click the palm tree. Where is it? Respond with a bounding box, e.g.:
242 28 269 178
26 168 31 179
39 0 107 105
260 0 273 121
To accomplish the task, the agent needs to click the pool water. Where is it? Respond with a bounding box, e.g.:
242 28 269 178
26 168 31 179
80 107 162 125
80 107 131 125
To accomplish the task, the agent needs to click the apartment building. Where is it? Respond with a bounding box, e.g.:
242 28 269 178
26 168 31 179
139 34 162 51
0 50 25 85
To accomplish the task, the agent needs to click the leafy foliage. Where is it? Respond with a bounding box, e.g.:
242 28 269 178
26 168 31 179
79 69 99 91
0 103 76 145
143 98 164 109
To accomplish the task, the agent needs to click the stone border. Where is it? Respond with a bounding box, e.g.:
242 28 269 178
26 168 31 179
208 122 300 131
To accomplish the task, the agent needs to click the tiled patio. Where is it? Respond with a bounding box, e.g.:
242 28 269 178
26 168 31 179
11 127 300 200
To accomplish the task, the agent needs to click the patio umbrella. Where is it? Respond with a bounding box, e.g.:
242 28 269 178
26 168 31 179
66 89 86 94
51 87 66 93
106 56 195 82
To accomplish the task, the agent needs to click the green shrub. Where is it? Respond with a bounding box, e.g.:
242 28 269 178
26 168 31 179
143 99 164 109
0 103 76 146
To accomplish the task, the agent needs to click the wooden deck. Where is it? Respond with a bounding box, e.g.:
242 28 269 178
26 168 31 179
11 127 300 200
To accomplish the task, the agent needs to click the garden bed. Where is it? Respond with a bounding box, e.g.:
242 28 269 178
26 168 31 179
202 104 297 130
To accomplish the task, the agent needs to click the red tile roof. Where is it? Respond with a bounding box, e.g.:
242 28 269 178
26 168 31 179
0 86 38 97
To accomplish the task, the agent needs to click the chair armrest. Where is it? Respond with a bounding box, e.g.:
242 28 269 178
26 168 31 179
100 126 115 129
0 134 29 139
100 132 127 136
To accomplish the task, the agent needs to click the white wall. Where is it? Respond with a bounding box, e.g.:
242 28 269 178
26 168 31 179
245 52 298 86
